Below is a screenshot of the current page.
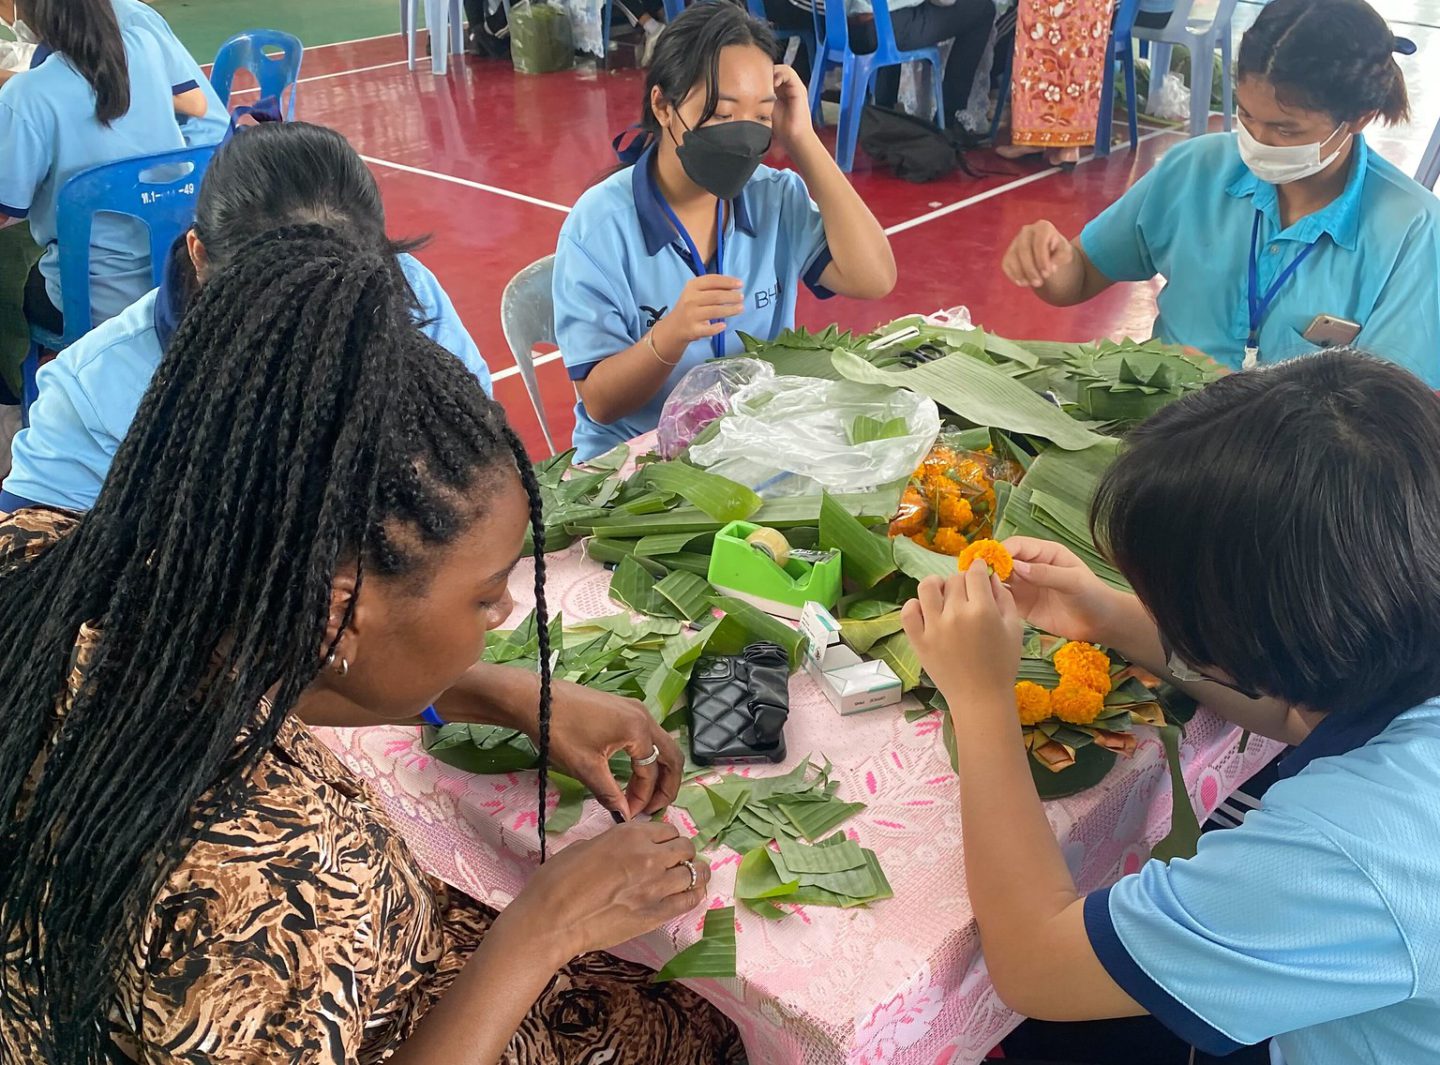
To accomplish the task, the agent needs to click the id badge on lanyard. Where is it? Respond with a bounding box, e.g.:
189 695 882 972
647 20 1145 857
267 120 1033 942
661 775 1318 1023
1246 211 1321 370
656 194 728 362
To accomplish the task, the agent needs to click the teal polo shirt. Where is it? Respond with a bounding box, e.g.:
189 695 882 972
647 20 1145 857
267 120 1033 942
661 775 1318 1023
0 28 192 326
0 253 492 513
1080 133 1440 384
554 145 832 460
1085 696 1440 1063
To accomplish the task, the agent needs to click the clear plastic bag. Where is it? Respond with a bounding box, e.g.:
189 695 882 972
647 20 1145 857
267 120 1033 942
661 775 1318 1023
888 433 1024 555
657 358 774 460
688 376 941 497
1148 72 1190 122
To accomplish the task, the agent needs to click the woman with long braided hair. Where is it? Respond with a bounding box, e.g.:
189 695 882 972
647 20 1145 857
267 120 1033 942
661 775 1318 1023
0 227 740 1064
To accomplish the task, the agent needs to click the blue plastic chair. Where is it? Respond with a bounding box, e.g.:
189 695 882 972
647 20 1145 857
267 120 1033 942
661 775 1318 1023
990 0 1140 156
210 29 304 117
1132 0 1237 136
1416 116 1439 191
1093 0 1142 156
21 145 219 424
810 0 944 172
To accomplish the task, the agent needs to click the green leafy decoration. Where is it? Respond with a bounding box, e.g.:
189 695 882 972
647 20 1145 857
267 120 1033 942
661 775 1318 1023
639 463 763 523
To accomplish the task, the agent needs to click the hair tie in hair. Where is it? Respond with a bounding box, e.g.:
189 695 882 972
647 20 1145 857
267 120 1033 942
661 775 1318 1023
1392 35 1417 55
224 96 286 140
612 125 655 165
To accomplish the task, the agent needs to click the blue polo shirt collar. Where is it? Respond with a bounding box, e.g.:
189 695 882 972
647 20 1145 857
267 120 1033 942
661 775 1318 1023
1225 134 1369 252
29 43 53 68
152 245 189 350
630 143 757 258
1276 703 1395 780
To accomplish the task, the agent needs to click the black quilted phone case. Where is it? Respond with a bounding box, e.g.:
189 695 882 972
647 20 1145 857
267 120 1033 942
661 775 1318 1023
687 642 790 766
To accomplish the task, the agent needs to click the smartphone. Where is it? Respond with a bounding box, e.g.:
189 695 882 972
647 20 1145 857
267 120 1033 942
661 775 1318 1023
1303 314 1362 348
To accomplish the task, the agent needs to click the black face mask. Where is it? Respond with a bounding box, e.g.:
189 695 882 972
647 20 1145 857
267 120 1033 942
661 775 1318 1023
672 118 772 201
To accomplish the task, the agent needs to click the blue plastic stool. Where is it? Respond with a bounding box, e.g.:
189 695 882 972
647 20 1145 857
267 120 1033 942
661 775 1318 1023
810 0 944 172
211 29 304 117
991 0 1139 156
20 145 219 426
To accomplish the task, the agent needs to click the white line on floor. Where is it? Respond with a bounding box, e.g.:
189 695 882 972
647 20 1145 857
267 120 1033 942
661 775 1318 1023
227 58 413 97
304 31 405 52
490 349 566 382
358 155 574 213
883 127 1178 237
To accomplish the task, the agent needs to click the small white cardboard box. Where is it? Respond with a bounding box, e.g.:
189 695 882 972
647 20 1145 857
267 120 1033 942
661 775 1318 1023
799 602 903 715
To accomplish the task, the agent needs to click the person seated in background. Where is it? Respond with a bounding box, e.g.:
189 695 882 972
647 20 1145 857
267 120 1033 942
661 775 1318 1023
554 0 895 460
0 228 742 1065
0 0 224 337
0 120 493 514
847 0 996 136
107 0 229 146
999 0 1439 383
907 351 1440 1063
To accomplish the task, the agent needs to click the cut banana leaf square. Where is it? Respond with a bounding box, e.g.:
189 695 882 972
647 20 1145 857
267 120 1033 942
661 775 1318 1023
651 906 737 983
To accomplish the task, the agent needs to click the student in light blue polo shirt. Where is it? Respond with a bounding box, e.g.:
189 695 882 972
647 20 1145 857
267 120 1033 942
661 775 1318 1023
0 0 221 333
554 2 895 460
1001 0 1439 384
904 351 1440 1064
109 0 228 148
0 121 491 514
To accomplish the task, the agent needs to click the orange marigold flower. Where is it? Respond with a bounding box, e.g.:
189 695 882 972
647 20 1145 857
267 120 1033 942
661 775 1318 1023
1015 681 1053 725
930 526 967 555
1051 681 1105 725
1065 664 1113 696
1052 641 1111 678
936 492 974 530
889 486 930 537
955 538 1014 580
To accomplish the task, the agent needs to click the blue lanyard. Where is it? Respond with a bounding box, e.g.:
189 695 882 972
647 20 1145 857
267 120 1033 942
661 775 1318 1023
1246 211 1321 365
654 193 728 361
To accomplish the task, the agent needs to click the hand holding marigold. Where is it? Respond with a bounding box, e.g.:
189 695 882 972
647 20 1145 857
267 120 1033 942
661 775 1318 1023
901 562 1024 707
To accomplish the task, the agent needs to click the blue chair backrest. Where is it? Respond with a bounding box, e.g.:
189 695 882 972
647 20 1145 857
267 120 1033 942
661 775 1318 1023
823 0 903 58
211 29 304 116
1114 0 1143 40
54 144 218 343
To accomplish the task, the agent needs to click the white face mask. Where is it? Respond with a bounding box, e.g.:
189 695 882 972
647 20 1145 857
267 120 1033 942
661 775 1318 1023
1236 119 1349 185
1 15 36 42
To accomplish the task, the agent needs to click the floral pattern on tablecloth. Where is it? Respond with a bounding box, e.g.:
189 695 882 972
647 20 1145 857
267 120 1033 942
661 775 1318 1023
315 532 1282 1065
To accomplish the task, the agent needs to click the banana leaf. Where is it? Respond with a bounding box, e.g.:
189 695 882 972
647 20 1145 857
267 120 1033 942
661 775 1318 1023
1149 724 1202 862
871 631 922 691
635 531 708 556
545 772 591 835
609 555 677 616
654 570 715 622
832 349 1106 451
777 835 866 873
848 414 909 445
771 796 866 840
651 906 737 983
639 463 763 523
891 534 956 582
839 610 905 655
1030 743 1117 799
706 595 806 668
819 492 897 589
576 487 902 537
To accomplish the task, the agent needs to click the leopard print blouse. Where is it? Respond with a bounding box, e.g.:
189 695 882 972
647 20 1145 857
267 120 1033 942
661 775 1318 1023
0 507 743 1065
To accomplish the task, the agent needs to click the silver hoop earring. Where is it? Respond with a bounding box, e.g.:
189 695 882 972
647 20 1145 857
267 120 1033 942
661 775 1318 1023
325 651 350 678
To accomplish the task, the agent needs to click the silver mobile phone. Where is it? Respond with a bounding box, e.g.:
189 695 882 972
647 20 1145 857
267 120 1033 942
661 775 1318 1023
1303 314 1362 347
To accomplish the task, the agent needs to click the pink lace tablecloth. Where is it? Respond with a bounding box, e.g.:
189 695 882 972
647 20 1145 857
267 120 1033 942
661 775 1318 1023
315 546 1282 1065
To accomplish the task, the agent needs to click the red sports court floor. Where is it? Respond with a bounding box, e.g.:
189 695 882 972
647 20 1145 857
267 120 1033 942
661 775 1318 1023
215 5 1439 457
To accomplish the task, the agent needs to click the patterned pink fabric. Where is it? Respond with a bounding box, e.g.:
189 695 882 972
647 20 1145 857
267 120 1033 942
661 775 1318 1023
314 508 1282 1064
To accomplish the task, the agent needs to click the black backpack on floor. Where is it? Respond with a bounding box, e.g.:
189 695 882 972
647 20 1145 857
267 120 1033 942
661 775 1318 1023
859 104 978 183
